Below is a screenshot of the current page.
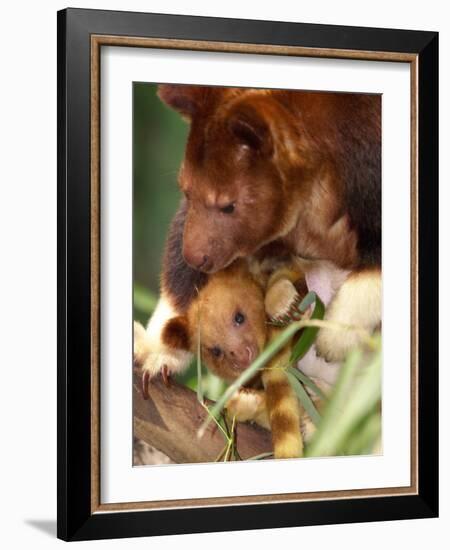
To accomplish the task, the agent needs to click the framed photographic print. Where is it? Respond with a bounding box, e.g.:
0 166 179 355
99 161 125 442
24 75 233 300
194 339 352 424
57 8 439 541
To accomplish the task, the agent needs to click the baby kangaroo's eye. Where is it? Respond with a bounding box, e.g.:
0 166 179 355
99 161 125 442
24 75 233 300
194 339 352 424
234 311 246 326
211 346 222 358
220 203 235 214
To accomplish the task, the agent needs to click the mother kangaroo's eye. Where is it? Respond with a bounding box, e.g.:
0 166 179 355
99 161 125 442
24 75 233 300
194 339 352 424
234 311 246 326
220 203 235 214
211 346 222 357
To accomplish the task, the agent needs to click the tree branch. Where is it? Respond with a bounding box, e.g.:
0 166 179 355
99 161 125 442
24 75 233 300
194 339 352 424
133 369 272 463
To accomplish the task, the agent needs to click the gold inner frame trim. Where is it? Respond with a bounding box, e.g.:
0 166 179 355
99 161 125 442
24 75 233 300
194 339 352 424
90 34 419 514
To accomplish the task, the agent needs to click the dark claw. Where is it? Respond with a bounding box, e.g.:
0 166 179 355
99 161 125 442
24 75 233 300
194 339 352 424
162 365 171 387
141 370 150 400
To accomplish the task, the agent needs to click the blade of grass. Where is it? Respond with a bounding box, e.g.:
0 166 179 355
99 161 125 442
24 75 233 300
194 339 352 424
246 452 274 461
198 319 376 438
229 415 237 461
305 349 362 456
344 408 381 456
197 320 303 437
286 371 321 426
321 351 381 455
196 310 203 404
287 366 328 401
214 445 227 462
289 294 325 363
306 347 381 457
298 291 320 312
233 443 243 461
200 403 229 441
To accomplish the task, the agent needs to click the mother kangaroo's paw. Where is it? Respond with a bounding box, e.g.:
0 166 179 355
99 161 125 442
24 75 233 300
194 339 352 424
315 268 381 363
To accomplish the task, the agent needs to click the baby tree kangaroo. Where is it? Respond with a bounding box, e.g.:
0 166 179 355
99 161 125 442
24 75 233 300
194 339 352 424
135 258 319 459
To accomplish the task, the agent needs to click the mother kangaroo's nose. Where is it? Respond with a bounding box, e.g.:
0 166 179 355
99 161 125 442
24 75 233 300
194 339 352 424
197 255 210 269
183 248 212 271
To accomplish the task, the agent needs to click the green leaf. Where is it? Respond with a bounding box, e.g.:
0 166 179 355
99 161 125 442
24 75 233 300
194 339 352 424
305 347 381 457
289 293 325 364
286 366 328 401
246 452 274 461
343 408 381 456
298 291 319 312
286 371 321 426
196 323 203 404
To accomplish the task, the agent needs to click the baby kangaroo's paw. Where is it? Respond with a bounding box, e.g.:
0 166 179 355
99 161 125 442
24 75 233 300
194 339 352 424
134 321 191 398
133 321 151 368
139 346 192 400
315 268 381 363
265 278 302 323
140 347 192 399
138 296 192 397
225 388 269 429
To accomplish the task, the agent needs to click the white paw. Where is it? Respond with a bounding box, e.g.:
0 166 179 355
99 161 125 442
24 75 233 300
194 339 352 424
133 321 151 367
315 325 365 363
136 295 193 379
315 269 381 362
141 347 192 379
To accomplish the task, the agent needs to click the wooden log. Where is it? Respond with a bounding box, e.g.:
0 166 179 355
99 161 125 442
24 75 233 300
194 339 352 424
133 370 272 463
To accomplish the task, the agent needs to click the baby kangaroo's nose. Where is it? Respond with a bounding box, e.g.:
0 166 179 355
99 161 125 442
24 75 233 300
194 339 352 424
230 346 255 369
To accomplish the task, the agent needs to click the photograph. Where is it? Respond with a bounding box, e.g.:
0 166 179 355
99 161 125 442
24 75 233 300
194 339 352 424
132 83 382 466
56 7 438 540
1 0 445 546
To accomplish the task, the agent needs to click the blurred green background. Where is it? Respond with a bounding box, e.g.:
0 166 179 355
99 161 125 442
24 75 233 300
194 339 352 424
133 82 226 399
133 82 187 324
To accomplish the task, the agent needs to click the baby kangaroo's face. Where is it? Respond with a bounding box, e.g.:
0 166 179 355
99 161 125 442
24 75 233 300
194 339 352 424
189 271 267 382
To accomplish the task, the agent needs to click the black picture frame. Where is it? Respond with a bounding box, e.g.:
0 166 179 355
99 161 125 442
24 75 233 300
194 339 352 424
57 7 438 541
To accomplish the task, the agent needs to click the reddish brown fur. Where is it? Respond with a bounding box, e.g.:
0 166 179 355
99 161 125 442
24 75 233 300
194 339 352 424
161 199 208 312
162 316 191 351
158 85 380 284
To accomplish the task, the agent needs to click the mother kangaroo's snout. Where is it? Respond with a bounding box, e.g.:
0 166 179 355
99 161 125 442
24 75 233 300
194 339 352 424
183 214 234 273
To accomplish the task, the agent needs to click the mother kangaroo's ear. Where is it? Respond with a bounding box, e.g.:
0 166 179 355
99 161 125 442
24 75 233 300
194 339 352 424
161 315 191 351
227 98 274 156
158 84 219 119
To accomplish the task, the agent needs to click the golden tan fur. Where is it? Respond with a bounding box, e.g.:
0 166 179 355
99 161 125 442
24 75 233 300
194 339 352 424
159 258 308 459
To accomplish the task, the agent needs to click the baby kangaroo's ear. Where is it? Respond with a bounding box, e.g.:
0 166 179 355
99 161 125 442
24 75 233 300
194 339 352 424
161 316 191 351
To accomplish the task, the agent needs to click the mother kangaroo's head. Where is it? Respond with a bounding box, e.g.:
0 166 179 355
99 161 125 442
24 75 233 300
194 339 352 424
158 85 319 273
